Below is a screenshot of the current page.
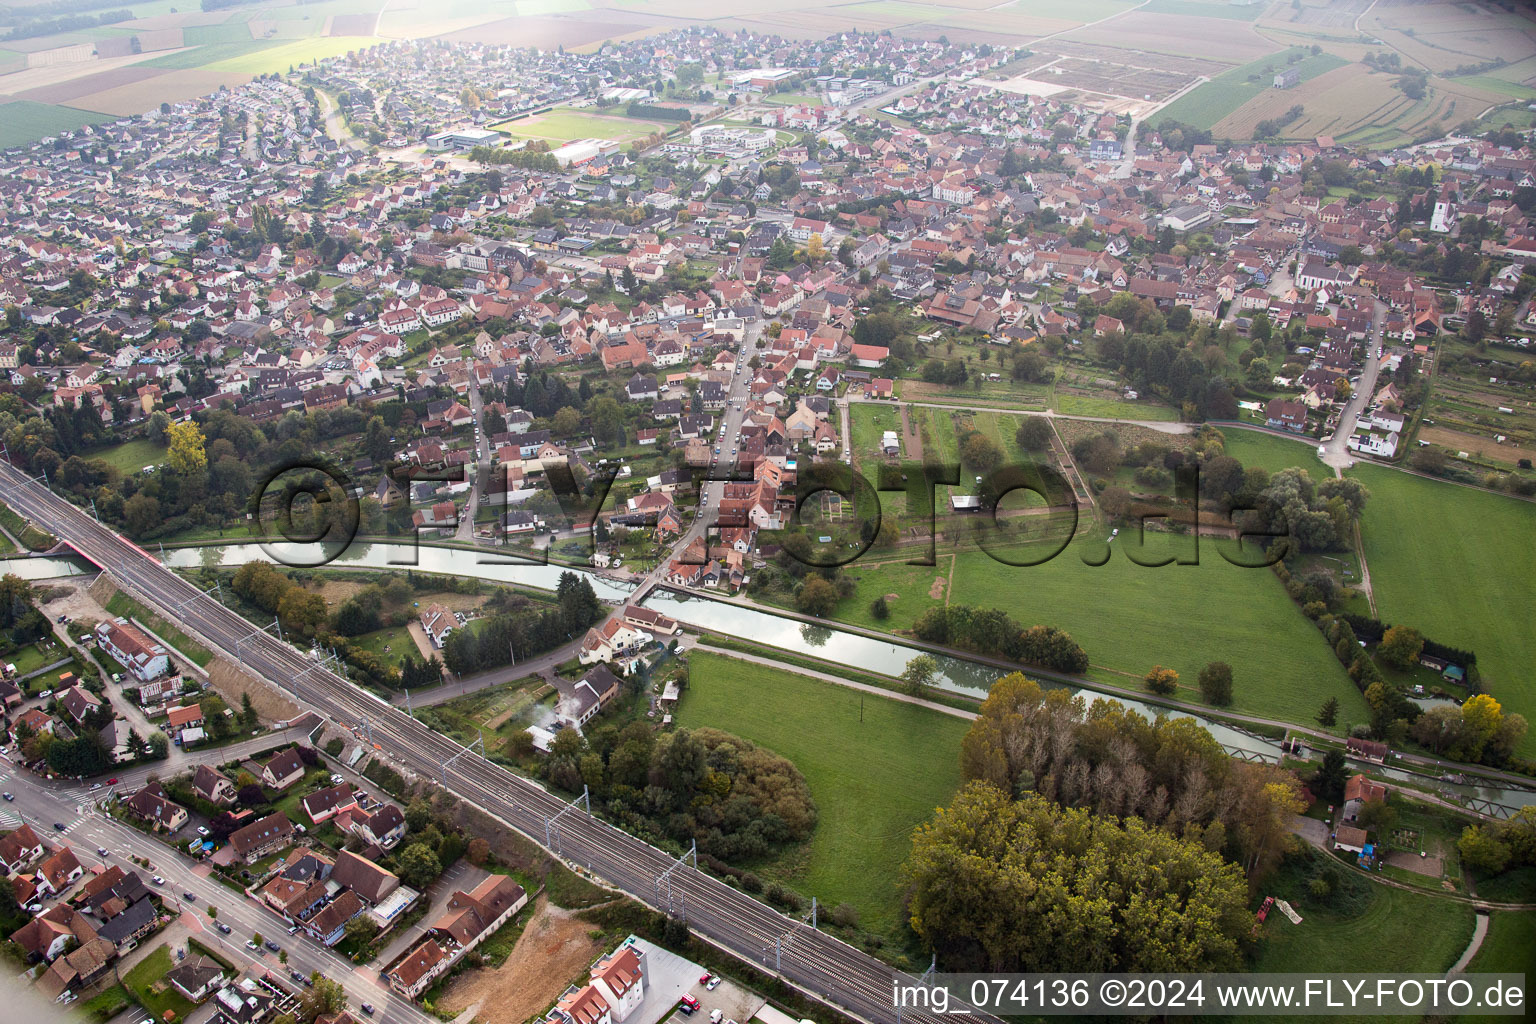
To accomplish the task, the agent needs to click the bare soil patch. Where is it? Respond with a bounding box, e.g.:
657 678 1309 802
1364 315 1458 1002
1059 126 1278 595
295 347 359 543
435 896 602 1024
15 65 167 104
65 68 252 115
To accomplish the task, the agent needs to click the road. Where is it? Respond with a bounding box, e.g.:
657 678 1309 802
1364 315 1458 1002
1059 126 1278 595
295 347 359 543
0 462 974 1024
1320 298 1387 473
0 750 433 1024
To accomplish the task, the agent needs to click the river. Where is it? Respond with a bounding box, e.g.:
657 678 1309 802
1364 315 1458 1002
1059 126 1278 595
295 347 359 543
8 542 1532 811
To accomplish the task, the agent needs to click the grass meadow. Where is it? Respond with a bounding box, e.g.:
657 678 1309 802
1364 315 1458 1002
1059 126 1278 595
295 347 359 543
676 651 970 940
1347 464 1536 756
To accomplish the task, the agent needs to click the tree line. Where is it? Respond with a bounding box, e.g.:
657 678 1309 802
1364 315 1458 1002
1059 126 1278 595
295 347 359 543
911 606 1089 674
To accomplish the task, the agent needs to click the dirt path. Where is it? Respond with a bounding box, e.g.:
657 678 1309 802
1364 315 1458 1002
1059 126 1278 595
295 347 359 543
899 403 923 462
434 896 604 1024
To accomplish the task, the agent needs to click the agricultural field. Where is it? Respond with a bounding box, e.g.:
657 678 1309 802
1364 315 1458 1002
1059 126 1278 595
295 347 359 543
1155 47 1347 133
491 106 668 144
201 35 383 74
1421 339 1536 470
1212 59 1353 139
1347 464 1536 755
676 651 971 939
1062 9 1280 64
0 98 111 147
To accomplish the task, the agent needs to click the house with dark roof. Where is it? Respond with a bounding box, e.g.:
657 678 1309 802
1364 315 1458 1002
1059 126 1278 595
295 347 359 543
192 764 237 805
123 782 189 832
0 823 47 875
260 748 306 790
300 783 358 824
351 803 406 850
229 812 294 863
330 849 401 905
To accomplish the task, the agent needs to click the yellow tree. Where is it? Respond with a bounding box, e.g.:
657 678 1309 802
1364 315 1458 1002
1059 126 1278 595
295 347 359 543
805 232 827 263
165 420 207 475
1461 694 1504 761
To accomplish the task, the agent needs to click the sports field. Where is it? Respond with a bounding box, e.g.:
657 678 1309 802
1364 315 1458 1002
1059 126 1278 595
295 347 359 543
491 106 668 143
1348 464 1536 755
677 651 970 938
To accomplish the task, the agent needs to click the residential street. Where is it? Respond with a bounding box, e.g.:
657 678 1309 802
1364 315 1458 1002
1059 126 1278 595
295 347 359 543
0 749 435 1024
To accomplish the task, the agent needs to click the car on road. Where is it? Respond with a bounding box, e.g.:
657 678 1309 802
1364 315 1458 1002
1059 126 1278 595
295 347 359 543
97 847 108 857
183 892 196 902
151 876 165 886
291 970 310 986
245 940 260 951
90 782 102 790
52 821 66 831
360 1004 375 1016
106 777 118 784
217 923 232 934
264 940 281 953
1 793 12 801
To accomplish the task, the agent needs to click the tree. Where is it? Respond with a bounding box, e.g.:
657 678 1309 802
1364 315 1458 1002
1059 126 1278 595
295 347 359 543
240 692 258 730
299 975 346 1023
364 416 392 464
395 842 443 889
1198 662 1233 706
795 575 839 617
1458 824 1511 874
147 732 169 759
166 420 207 475
870 595 890 620
960 433 1003 474
1460 694 1505 763
1316 696 1339 727
1377 625 1424 671
1015 417 1053 452
900 654 939 698
1144 665 1179 696
1314 749 1348 802
466 837 490 866
903 782 1249 973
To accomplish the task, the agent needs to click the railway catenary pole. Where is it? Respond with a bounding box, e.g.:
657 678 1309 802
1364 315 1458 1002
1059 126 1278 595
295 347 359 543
0 462 989 1024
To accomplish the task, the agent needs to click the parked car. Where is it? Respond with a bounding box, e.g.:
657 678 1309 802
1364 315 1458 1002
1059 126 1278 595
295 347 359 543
264 940 281 953
38 689 52 699
291 970 310 986
710 1010 723 1024
217 923 232 935
196 826 210 837
706 976 721 991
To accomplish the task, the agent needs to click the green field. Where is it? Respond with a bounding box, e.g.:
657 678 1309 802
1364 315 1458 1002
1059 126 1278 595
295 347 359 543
89 437 169 475
1155 47 1348 132
1347 465 1536 755
203 35 383 73
815 533 1370 727
1141 0 1262 18
1464 910 1536 975
676 651 970 938
491 106 668 144
0 100 113 150
139 41 282 70
1254 853 1475 992
1218 427 1320 475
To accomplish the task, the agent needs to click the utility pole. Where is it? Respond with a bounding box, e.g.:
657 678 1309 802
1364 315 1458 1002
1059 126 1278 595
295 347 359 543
810 896 816 929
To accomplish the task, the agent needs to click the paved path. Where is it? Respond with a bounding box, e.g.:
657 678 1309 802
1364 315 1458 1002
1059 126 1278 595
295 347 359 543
1450 912 1490 973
